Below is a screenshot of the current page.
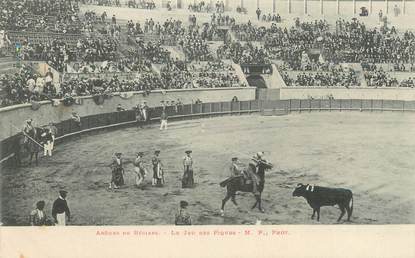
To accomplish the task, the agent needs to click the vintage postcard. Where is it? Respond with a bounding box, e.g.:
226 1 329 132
0 0 414 257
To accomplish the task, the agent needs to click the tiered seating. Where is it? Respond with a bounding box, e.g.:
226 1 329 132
362 64 415 87
280 66 361 87
190 61 245 88
7 31 83 50
2 5 415 108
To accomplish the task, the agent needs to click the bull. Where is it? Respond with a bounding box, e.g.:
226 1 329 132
292 183 353 222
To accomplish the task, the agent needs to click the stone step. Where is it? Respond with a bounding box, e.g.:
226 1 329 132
0 67 20 74
0 57 15 63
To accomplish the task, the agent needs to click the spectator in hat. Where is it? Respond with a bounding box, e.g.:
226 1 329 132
175 201 192 225
256 8 261 21
30 200 49 226
182 150 194 188
52 190 71 226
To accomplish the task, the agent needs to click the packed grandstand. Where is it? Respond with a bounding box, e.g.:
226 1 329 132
0 0 414 108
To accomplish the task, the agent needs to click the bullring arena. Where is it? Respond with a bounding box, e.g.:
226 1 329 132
2 111 415 225
1 0 415 226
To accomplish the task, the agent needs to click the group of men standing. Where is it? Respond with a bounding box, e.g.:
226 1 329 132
109 150 194 189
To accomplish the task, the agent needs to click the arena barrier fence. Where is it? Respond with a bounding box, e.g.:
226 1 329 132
1 98 415 165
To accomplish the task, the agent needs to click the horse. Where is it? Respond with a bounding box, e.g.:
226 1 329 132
23 127 44 166
220 160 273 216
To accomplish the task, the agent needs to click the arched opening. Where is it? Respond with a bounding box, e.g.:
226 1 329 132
246 75 267 88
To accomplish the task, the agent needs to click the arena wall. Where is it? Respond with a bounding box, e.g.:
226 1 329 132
2 98 415 164
279 87 415 100
0 87 256 140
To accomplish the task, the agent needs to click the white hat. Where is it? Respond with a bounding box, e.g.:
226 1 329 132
256 152 263 158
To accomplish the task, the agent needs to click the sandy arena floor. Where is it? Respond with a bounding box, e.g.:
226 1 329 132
1 112 415 225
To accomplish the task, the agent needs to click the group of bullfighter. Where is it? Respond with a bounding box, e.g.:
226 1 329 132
109 150 195 190
109 150 267 192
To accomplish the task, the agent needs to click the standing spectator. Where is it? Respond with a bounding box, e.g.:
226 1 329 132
378 10 383 21
30 200 49 226
101 11 107 23
45 68 54 81
393 5 400 17
52 190 71 226
112 15 117 24
27 76 36 92
44 71 53 93
36 76 45 94
160 108 168 130
256 8 261 21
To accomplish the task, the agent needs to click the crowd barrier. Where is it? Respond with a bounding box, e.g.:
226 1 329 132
1 99 415 165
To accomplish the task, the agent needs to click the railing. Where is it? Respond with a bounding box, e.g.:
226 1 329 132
2 99 415 165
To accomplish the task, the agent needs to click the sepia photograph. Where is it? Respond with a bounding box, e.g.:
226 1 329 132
0 0 415 234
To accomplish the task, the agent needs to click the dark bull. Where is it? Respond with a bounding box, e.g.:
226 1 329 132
292 183 353 222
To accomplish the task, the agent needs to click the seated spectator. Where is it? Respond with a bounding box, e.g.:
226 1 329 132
116 104 125 111
283 66 360 87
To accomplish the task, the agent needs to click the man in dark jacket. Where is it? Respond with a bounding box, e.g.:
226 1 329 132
52 190 71 226
256 8 261 20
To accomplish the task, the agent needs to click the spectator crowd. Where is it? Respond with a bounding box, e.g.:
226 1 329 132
1 2 415 108
282 67 360 87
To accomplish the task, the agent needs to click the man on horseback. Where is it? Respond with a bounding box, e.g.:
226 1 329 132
220 152 273 215
23 119 34 145
230 157 244 182
21 119 43 165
